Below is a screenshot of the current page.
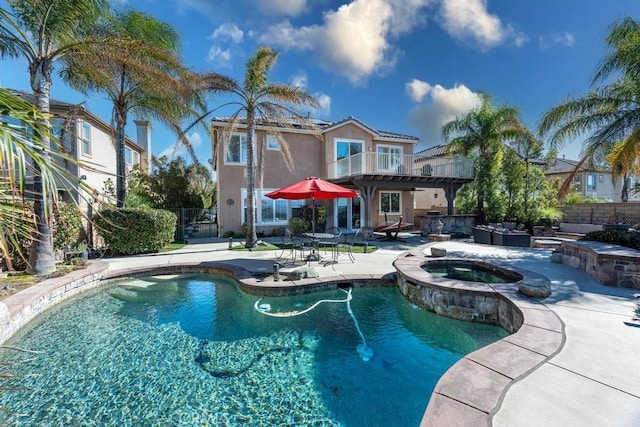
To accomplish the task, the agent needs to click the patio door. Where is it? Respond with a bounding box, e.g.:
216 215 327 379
336 196 361 231
336 139 363 176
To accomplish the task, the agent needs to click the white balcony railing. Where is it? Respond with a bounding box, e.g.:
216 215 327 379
327 152 474 179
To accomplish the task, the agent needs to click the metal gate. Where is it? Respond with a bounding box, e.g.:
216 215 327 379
168 208 218 241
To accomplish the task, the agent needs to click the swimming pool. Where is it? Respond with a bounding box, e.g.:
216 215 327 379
0 274 507 426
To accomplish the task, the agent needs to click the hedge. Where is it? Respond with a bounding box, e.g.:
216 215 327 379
94 208 176 255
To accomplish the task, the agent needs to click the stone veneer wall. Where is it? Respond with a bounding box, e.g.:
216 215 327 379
561 240 640 288
420 215 475 237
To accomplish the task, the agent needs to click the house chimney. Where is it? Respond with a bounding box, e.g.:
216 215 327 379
134 120 152 171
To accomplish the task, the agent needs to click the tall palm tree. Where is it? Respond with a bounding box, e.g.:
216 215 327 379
60 9 206 207
539 17 640 201
208 46 319 248
442 93 530 222
0 0 109 274
0 88 75 270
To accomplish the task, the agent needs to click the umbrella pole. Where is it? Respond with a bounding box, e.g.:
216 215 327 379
312 196 316 235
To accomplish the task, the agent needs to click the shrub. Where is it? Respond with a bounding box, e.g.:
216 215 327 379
53 201 82 251
271 227 284 237
582 230 640 250
223 230 235 238
289 217 310 234
94 208 176 255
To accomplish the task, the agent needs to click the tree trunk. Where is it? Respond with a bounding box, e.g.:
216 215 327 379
27 60 56 274
621 174 629 203
115 105 127 208
245 108 258 248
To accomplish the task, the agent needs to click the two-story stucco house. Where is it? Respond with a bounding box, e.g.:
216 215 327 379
7 89 150 214
211 116 474 238
545 156 631 202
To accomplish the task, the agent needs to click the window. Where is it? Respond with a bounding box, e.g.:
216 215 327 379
124 146 140 166
226 133 247 164
587 174 596 191
80 122 91 156
241 189 298 225
377 145 403 172
380 191 401 214
573 175 582 192
267 135 279 150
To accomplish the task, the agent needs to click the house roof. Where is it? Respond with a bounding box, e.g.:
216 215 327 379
546 157 611 174
321 115 419 142
414 144 448 159
414 142 548 165
211 114 420 142
7 88 141 151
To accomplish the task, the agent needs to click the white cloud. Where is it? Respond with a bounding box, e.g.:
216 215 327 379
314 93 332 117
257 0 308 17
538 31 575 51
437 0 526 50
211 23 244 43
291 71 308 88
406 79 432 103
259 0 430 85
206 46 232 67
159 132 203 161
406 80 482 146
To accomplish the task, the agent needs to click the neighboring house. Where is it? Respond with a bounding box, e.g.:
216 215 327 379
544 157 629 202
5 89 150 213
211 116 473 237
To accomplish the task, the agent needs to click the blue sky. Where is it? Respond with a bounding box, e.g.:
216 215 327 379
2 0 640 168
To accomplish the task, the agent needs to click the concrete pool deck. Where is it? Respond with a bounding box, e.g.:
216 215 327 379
5 236 640 425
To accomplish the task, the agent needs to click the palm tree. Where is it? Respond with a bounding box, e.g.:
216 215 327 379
0 88 73 270
442 93 530 222
0 0 109 274
209 46 319 248
539 17 640 202
60 9 206 208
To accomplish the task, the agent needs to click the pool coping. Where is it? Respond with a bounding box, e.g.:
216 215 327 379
0 252 565 426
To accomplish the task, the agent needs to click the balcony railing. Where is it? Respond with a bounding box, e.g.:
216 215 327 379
327 152 474 179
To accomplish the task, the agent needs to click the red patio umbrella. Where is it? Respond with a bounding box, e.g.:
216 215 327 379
266 176 357 233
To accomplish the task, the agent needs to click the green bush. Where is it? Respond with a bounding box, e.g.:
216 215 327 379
53 201 82 251
289 217 310 234
271 227 284 237
223 230 235 238
94 208 176 255
582 230 640 250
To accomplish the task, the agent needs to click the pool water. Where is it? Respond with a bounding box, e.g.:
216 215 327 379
425 262 519 283
0 274 507 426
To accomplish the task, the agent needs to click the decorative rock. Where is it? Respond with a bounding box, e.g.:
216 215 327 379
431 247 447 257
550 250 562 263
286 266 319 280
518 277 552 298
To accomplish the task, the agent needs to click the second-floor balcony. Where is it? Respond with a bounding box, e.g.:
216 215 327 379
327 152 474 180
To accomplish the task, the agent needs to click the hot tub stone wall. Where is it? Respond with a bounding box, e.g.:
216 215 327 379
393 252 547 333
561 240 640 288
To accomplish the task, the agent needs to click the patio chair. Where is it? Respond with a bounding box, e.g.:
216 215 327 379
337 229 360 263
277 229 297 264
291 231 314 264
319 226 342 261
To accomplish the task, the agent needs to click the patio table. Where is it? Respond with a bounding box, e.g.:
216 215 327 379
304 233 336 262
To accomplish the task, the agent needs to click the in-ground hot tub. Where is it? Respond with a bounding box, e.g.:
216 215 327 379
393 250 551 331
423 259 523 284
